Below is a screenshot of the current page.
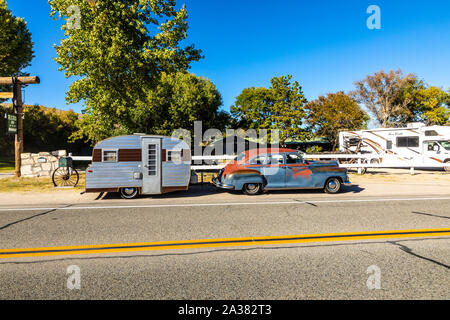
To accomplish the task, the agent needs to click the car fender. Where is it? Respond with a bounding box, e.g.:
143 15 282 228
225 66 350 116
224 169 265 191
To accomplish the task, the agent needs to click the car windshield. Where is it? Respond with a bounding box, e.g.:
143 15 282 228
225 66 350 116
441 141 450 151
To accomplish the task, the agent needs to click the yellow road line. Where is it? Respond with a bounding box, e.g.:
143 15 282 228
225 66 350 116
1 228 449 259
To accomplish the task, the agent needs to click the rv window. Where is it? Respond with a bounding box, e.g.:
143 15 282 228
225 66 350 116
167 150 182 162
425 130 438 136
441 141 450 151
396 137 419 148
103 150 117 162
386 140 392 150
427 142 439 151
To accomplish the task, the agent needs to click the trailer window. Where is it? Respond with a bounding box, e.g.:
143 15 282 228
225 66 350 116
103 150 117 162
147 144 157 176
167 150 182 162
397 137 419 148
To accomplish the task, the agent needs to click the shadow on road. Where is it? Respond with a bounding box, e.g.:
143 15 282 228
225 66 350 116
99 183 365 200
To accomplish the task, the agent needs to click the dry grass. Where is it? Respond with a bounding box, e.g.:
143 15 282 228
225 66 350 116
194 172 217 183
348 170 449 184
0 173 85 192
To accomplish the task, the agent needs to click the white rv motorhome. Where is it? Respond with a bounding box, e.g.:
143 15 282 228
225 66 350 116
85 134 191 198
338 124 450 170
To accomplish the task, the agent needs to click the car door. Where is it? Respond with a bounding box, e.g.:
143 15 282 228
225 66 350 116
285 153 312 188
423 141 441 165
262 153 286 189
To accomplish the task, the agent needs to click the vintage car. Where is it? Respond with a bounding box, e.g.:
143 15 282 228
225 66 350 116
212 148 350 195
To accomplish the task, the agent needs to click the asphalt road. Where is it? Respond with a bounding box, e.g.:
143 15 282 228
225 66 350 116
0 187 449 299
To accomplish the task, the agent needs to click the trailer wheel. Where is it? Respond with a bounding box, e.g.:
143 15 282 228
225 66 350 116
445 160 450 172
324 178 342 194
243 183 262 195
120 187 139 199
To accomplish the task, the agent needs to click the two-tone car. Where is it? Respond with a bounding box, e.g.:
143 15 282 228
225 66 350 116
212 148 350 195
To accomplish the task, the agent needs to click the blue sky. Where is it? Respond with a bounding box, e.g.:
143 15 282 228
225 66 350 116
5 0 450 115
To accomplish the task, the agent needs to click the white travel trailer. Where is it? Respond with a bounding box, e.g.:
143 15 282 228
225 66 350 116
85 134 191 198
338 124 450 170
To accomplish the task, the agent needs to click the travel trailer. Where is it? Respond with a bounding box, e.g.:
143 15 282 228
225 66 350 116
85 134 191 199
338 124 450 170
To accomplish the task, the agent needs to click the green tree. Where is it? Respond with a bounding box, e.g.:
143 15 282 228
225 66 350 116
231 75 308 143
352 69 418 127
0 0 34 96
119 72 229 136
305 92 370 149
49 0 202 143
406 86 450 125
0 104 86 157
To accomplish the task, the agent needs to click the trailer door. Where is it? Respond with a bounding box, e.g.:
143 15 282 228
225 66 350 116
141 137 162 194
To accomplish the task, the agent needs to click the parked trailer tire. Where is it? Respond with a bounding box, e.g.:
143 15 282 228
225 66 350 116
324 177 342 194
120 187 139 199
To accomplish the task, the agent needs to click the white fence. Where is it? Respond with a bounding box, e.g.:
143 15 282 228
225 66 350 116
69 153 447 175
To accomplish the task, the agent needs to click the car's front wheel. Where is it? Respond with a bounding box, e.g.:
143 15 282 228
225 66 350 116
324 178 342 194
120 187 139 199
243 183 262 195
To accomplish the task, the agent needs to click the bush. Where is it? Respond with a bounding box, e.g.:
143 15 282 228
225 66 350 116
0 104 89 158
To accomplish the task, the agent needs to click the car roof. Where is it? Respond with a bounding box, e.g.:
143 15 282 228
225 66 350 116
242 148 298 159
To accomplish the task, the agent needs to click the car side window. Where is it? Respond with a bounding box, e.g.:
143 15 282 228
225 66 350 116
286 153 304 164
249 155 267 165
267 154 284 165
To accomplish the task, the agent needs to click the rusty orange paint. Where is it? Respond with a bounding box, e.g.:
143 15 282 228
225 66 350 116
292 168 312 177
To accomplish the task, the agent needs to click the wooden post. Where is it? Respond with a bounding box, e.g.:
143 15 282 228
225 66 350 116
13 79 23 177
357 153 362 175
0 76 40 177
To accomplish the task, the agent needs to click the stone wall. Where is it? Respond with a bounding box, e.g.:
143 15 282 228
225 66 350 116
20 150 67 177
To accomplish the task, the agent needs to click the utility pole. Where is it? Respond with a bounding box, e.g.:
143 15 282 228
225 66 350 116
0 76 40 177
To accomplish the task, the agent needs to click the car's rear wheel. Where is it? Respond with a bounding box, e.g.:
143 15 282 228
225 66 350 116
243 183 262 195
324 178 342 194
120 187 139 199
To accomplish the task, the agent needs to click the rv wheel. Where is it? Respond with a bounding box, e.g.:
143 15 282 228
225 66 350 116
445 160 450 172
120 187 139 199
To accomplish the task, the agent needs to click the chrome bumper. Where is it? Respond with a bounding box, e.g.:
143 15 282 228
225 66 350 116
212 177 235 190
